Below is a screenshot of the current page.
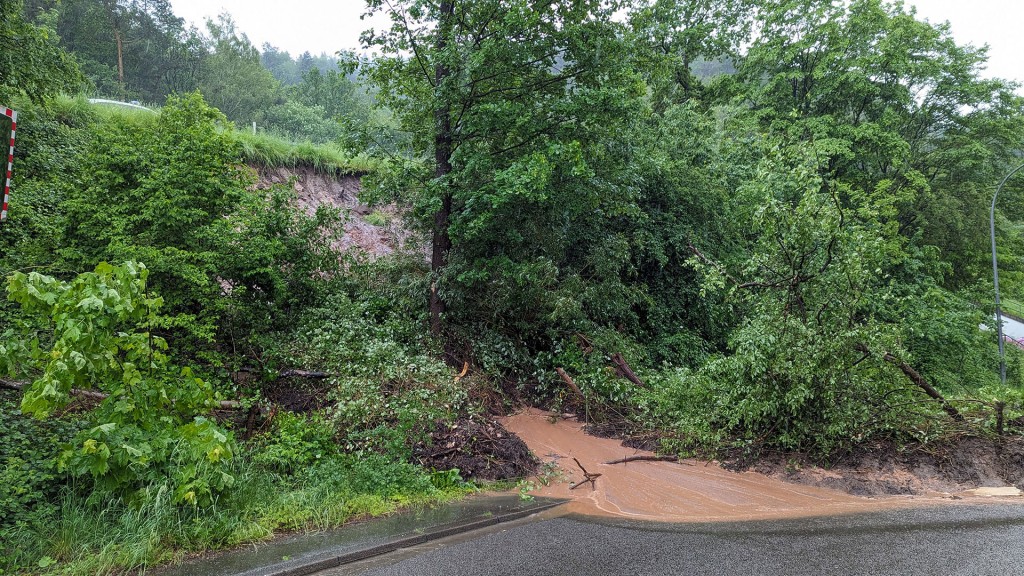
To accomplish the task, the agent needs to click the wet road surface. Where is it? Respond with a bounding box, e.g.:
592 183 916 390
322 503 1024 575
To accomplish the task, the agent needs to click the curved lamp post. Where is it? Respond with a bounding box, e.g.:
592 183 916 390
991 162 1024 386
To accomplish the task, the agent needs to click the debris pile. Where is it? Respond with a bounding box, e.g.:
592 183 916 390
415 416 538 481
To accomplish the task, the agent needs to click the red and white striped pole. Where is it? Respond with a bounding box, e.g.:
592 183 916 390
1 106 18 222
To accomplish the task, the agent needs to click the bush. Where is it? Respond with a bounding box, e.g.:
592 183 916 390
0 391 82 535
1 263 235 505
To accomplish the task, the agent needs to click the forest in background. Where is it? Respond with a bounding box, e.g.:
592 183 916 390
3 0 1024 573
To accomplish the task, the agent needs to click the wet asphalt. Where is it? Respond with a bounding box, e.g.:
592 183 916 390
323 502 1024 575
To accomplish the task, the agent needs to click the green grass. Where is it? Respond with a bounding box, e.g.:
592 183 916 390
1 452 471 575
1000 296 1024 321
30 95 378 176
236 130 378 175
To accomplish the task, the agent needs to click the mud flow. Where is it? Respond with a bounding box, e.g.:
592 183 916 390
501 409 996 522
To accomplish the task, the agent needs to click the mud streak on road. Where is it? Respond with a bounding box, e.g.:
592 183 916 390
501 408 997 522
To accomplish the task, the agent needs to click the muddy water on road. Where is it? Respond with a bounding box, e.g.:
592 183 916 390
501 408 962 522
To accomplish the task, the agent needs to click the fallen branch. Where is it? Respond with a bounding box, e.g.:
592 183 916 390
610 353 647 389
2 378 106 401
454 362 470 382
236 367 331 380
556 368 584 399
278 369 330 379
854 344 963 422
569 457 602 490
604 455 686 465
2 379 246 410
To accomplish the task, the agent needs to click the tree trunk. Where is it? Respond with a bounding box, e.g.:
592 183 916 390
115 27 125 92
430 0 455 340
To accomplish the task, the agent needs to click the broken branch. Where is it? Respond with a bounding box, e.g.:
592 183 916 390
854 344 963 422
556 368 584 399
569 457 602 490
604 455 686 465
610 353 647 389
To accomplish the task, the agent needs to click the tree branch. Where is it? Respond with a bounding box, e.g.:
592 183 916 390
604 455 687 465
854 344 963 422
1 378 245 410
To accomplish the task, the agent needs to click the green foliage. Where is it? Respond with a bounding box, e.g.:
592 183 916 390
25 0 203 101
737 0 1024 290
0 96 98 275
259 100 346 145
198 14 283 126
0 391 82 538
58 93 244 344
5 3 1024 572
0 450 466 575
364 0 658 376
251 411 336 475
0 262 235 504
628 0 752 106
0 0 83 103
282 272 466 455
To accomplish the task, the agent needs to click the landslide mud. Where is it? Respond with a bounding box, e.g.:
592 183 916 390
501 408 1004 522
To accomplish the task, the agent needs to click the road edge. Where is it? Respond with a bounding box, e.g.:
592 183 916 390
236 499 565 576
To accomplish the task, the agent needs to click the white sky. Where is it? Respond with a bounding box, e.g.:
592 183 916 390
168 0 1024 83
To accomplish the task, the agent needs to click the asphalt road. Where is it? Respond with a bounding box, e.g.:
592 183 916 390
323 503 1024 575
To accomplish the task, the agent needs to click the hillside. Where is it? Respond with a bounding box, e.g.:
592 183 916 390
252 165 418 258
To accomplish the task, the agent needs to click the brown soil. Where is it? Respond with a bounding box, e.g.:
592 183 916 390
258 375 336 414
414 416 538 481
501 408 1024 522
742 436 1024 497
251 165 424 258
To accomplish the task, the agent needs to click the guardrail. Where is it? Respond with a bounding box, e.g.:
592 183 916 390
1002 303 1024 323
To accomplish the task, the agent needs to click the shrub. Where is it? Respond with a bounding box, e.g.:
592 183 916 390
0 262 235 505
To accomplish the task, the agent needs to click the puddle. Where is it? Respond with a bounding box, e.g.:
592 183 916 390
501 408 982 522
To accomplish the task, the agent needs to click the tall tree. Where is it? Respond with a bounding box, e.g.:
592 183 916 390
363 0 642 345
628 0 751 105
1 0 82 103
261 43 301 85
31 0 202 101
199 14 282 125
737 0 1024 287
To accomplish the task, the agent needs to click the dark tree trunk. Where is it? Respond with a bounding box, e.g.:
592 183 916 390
430 0 455 339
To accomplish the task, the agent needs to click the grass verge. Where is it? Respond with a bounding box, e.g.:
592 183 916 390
1 452 472 575
236 131 378 175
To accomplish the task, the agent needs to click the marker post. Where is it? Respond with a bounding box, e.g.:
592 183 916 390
0 106 17 222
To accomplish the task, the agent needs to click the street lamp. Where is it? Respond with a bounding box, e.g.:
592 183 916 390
991 162 1024 386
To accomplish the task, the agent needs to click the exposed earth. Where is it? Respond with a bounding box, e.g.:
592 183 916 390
253 165 421 258
742 435 1024 497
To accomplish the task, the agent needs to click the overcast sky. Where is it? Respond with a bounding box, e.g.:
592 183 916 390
168 0 1023 83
